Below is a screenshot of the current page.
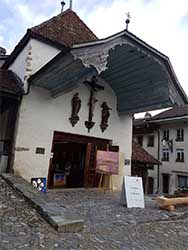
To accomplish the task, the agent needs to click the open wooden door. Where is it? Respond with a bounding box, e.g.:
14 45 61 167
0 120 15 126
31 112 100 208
84 143 92 188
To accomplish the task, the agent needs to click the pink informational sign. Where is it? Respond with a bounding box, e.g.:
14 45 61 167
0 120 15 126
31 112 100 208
96 150 119 175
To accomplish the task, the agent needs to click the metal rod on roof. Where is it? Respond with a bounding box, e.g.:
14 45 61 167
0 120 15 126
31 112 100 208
61 1 65 13
69 0 73 10
125 12 131 30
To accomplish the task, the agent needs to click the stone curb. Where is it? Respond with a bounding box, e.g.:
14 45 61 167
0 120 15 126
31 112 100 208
1 174 84 233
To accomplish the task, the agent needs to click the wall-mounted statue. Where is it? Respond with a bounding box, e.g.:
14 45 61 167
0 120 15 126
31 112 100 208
69 93 81 127
100 102 112 132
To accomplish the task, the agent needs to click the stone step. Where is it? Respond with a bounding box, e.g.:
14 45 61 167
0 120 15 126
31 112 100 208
1 173 84 233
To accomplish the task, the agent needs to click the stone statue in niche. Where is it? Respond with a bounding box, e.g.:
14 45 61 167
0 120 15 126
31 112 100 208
69 93 81 127
100 102 112 132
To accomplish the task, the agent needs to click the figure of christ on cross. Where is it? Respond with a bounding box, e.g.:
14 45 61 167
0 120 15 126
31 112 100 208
83 76 104 132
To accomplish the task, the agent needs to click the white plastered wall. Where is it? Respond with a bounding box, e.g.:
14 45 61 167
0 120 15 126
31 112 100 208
8 38 132 190
9 38 61 91
13 78 132 190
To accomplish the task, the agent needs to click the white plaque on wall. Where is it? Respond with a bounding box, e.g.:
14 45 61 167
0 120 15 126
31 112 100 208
120 176 145 208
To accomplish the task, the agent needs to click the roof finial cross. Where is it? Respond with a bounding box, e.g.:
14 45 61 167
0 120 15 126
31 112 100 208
125 12 131 30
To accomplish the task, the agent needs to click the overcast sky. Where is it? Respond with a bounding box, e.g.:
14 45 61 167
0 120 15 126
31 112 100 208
0 0 188 101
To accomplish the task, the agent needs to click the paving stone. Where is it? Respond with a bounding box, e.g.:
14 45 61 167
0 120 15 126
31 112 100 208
0 175 188 249
1 174 84 233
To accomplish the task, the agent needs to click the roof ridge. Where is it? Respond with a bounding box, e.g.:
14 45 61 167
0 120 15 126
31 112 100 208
31 9 72 31
70 10 98 40
31 9 97 40
3 9 97 68
151 105 188 120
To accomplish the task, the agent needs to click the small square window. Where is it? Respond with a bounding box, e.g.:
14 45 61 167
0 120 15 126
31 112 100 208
162 149 169 161
176 149 184 162
163 130 169 141
178 176 188 188
137 136 143 146
147 135 154 147
176 129 184 141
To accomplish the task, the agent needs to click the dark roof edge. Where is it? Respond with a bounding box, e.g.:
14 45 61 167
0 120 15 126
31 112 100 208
2 31 30 69
0 55 9 60
0 91 22 99
132 159 161 165
150 114 188 122
2 29 65 69
164 59 188 105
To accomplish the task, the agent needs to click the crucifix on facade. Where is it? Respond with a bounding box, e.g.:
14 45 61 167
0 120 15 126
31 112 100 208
84 76 104 132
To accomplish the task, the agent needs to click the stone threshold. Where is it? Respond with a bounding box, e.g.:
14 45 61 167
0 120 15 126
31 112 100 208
48 187 105 192
1 174 84 233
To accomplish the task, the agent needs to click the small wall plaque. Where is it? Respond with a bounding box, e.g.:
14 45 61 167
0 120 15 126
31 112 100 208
36 147 45 155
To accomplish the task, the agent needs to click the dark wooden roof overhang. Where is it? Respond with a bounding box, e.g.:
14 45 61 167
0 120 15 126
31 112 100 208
132 141 161 165
0 69 24 99
29 30 188 114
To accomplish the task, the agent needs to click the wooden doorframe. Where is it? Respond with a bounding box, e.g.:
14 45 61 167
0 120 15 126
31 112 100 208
47 131 112 188
84 143 92 188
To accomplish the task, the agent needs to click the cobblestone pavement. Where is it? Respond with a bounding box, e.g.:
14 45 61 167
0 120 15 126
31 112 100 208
1 176 188 250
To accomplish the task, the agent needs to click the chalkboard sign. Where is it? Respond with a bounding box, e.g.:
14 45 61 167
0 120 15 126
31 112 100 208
120 176 145 208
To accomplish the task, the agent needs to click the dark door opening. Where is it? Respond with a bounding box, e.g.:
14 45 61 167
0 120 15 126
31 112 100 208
51 142 86 188
47 131 112 189
148 177 154 194
162 174 169 194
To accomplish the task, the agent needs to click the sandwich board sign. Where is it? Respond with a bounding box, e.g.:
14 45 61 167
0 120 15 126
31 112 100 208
120 176 145 208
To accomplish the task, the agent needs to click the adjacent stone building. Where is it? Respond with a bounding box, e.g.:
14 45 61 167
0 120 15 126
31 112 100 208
134 105 188 194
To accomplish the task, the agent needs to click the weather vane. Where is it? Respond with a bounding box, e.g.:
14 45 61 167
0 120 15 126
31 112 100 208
125 12 131 30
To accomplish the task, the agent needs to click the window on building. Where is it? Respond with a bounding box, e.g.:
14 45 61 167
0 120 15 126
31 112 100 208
178 176 188 188
176 149 184 162
163 129 169 141
176 129 184 141
162 149 169 161
147 135 154 147
137 136 143 146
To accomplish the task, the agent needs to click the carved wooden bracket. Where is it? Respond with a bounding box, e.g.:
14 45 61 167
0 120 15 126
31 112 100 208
71 36 165 75
69 93 81 127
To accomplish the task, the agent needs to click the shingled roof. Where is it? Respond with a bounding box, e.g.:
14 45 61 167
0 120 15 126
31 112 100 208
132 140 161 165
0 69 23 96
3 9 98 69
151 105 188 121
31 9 98 47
